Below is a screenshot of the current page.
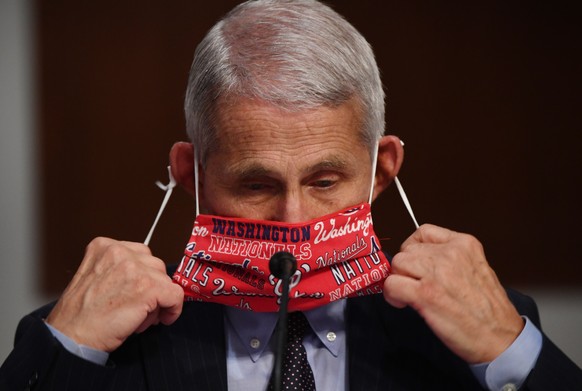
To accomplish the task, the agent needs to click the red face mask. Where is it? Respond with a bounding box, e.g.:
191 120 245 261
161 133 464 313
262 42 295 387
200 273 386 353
172 203 390 312
146 142 419 312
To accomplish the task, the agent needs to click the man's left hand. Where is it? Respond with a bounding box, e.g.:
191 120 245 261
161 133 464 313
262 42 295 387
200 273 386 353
383 224 524 364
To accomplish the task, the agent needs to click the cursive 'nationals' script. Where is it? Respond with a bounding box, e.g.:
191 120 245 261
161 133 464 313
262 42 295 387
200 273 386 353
313 213 373 244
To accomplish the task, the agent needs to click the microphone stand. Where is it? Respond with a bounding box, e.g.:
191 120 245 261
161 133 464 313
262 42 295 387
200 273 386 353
269 251 297 391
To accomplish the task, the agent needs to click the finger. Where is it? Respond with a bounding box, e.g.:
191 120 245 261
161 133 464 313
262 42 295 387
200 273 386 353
159 300 184 326
136 308 160 333
78 238 152 275
383 274 421 309
390 249 434 279
94 242 166 277
119 241 153 255
157 280 185 325
134 274 183 330
138 254 169 275
135 281 183 333
401 224 457 250
81 236 171 283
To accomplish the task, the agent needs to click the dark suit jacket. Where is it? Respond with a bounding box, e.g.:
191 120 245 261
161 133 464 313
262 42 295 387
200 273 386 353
1 289 581 390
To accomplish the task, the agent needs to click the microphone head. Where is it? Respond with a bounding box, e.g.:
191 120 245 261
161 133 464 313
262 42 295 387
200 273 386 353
269 251 298 279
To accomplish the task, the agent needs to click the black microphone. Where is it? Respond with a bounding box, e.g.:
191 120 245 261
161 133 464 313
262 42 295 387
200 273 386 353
269 251 297 391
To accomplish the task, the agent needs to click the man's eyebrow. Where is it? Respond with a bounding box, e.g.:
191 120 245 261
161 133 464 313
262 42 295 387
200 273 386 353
226 156 352 180
227 163 274 179
306 156 350 174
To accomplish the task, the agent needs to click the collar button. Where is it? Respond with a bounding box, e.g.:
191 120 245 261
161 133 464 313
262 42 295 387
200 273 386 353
326 331 337 342
250 338 261 349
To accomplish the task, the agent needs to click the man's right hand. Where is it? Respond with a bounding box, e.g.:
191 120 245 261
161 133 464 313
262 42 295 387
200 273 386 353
46 237 185 353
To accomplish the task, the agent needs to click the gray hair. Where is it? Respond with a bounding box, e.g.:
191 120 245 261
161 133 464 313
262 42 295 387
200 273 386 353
184 0 385 164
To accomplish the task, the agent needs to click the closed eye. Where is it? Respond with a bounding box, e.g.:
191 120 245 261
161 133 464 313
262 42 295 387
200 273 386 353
239 176 281 195
307 171 343 191
311 179 336 188
245 182 272 191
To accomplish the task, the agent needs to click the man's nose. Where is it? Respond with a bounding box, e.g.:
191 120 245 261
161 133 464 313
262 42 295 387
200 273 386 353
269 192 308 223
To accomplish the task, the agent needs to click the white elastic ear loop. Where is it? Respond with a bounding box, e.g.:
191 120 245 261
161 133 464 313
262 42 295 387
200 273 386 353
394 140 420 229
368 138 419 228
394 176 419 229
194 148 200 217
144 166 177 246
368 140 380 204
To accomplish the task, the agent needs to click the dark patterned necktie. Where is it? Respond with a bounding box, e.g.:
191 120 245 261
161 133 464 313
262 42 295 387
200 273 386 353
269 311 316 390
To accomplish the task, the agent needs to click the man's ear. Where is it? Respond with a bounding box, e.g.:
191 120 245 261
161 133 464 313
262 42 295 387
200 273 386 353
169 142 200 197
371 135 404 201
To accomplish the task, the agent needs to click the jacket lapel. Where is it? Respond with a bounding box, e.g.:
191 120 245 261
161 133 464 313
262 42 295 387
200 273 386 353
346 296 396 391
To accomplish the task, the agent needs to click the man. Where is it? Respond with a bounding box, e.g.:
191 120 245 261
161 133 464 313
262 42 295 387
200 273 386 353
1 0 580 390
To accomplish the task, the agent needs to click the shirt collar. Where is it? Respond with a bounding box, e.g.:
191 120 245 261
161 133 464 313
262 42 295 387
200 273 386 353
224 300 346 362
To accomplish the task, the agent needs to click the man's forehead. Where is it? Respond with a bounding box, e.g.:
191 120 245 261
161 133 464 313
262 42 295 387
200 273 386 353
219 98 362 133
203 97 371 172
214 96 364 131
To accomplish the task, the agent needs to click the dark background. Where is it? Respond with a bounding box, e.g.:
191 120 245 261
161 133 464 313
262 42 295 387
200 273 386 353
36 0 582 294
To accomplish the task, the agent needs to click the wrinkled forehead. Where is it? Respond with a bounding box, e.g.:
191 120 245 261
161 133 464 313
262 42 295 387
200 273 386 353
209 96 368 155
200 98 372 184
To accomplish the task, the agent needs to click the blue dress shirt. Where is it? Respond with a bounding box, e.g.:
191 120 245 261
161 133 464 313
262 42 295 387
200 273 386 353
224 300 347 390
